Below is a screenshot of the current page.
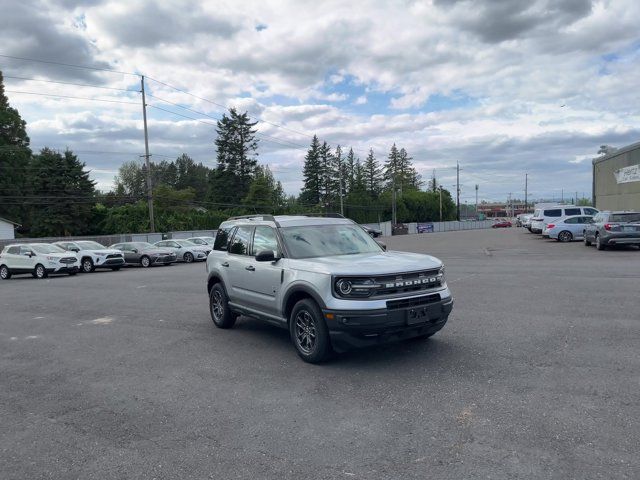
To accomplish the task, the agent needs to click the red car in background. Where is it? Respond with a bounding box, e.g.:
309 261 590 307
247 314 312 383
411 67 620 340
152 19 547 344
492 220 513 228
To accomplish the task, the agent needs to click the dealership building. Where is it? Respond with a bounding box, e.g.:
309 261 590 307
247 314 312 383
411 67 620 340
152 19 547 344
593 141 640 211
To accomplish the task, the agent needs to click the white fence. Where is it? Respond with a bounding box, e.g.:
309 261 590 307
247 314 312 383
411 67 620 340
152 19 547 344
363 220 496 236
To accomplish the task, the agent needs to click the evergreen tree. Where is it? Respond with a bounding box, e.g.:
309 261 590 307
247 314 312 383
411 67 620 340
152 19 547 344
318 141 335 208
28 148 96 236
363 148 382 198
345 148 356 193
0 70 32 226
384 143 400 191
300 135 322 205
243 165 286 211
210 108 259 204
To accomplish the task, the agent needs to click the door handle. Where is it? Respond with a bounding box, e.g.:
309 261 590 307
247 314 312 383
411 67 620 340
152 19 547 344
245 265 255 271
221 262 229 267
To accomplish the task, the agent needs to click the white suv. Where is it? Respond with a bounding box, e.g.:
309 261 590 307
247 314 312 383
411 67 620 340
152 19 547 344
0 243 79 279
530 206 598 234
54 240 125 273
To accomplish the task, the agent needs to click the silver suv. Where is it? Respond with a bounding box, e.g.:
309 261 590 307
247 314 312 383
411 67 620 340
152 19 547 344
205 215 454 363
584 211 640 250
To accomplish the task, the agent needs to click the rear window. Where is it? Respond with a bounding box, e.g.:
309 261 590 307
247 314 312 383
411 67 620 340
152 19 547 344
544 209 562 217
564 208 581 216
611 213 640 223
7 246 20 254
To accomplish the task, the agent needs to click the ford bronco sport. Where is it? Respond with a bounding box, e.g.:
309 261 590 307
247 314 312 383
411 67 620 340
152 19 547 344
206 215 454 363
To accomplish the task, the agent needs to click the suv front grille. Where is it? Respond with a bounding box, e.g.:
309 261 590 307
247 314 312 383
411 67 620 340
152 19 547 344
372 269 442 297
106 254 123 259
387 294 441 310
60 257 77 264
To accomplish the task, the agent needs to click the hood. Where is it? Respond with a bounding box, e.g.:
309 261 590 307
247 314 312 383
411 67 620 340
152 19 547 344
89 249 122 255
289 251 443 275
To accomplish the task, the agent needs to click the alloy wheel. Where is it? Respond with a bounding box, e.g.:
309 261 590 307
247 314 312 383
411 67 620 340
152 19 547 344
83 259 93 272
36 265 45 278
559 231 572 242
0 266 8 279
211 290 224 322
294 310 317 355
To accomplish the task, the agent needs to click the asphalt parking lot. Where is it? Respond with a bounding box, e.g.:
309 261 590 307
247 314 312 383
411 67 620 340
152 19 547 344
1 228 638 479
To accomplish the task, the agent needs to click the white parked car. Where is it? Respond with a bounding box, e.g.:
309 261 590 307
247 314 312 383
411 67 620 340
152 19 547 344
154 239 210 263
530 206 598 234
186 236 216 246
0 243 79 279
54 240 125 273
543 215 594 242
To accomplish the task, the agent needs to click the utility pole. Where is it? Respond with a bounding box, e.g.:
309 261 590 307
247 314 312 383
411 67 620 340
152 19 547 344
140 75 155 233
456 161 460 221
475 184 479 219
524 173 528 213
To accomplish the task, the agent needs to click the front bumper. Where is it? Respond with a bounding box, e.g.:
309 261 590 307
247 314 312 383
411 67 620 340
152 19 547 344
324 295 454 352
96 257 125 267
48 265 79 274
153 254 177 264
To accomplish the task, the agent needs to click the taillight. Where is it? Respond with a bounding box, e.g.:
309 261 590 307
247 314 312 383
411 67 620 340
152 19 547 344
547 224 555 229
604 223 619 231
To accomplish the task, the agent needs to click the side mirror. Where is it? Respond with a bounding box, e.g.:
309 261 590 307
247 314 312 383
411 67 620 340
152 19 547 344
177 245 182 249
131 249 138 254
71 248 80 252
23 252 33 257
376 241 387 251
255 250 277 262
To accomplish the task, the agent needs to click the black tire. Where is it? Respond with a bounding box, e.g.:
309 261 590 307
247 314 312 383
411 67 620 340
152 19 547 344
34 264 48 279
68 271 77 276
596 234 606 250
140 255 151 268
209 283 237 329
0 265 11 280
81 257 95 273
289 298 331 363
557 230 573 242
111 267 121 271
183 252 194 263
583 232 591 246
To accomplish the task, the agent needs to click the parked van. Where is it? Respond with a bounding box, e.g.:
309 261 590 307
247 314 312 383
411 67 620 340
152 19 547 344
529 205 598 234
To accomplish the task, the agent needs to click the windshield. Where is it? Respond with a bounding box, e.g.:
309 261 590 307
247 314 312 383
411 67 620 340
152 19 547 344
280 224 383 259
611 213 640 223
176 240 196 246
76 241 105 250
30 244 66 254
131 242 154 250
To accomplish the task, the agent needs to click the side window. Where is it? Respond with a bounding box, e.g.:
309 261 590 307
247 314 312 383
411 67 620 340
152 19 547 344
213 228 232 251
252 226 279 255
544 209 562 217
564 208 581 216
20 246 33 255
593 214 603 223
7 246 20 254
169 241 180 248
564 217 578 224
229 226 252 255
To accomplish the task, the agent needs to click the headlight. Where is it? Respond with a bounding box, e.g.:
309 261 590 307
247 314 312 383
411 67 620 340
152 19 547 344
438 266 446 283
95 252 107 257
334 278 379 298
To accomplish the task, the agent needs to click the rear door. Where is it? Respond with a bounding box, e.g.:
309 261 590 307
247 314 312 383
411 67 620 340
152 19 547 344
225 226 255 303
242 226 284 317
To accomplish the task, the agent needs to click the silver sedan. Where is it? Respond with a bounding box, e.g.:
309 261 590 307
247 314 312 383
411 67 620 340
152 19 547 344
154 239 210 263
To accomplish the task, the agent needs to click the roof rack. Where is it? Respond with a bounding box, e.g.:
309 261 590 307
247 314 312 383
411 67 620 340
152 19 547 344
300 213 346 218
226 214 280 227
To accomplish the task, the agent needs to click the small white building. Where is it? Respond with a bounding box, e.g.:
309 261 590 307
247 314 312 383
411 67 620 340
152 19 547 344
0 217 19 240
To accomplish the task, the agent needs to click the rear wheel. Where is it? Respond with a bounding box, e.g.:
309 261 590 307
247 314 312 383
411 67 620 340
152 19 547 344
289 299 331 363
596 234 606 250
140 255 151 268
558 230 573 242
0 265 11 280
183 252 194 263
209 283 237 328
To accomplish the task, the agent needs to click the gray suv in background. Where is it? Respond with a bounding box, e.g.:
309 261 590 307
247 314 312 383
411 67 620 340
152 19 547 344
206 215 454 363
584 211 640 250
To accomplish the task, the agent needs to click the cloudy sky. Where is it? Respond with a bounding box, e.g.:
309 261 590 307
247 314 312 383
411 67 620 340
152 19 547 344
1 0 639 203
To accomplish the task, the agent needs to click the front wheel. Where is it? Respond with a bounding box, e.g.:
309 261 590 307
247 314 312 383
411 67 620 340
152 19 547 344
140 256 151 268
558 230 573 242
583 232 591 246
183 252 194 263
82 257 95 273
209 283 237 329
0 265 11 280
289 299 331 363
34 264 48 279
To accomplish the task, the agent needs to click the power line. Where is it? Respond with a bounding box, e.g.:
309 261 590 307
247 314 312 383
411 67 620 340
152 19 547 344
0 53 138 76
3 74 136 92
5 90 139 105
